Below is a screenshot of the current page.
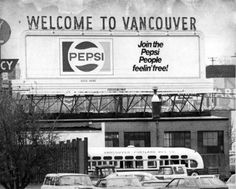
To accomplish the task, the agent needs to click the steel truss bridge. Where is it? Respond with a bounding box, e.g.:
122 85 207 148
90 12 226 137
14 93 219 118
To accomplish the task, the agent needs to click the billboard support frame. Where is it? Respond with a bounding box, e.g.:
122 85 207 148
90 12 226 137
21 93 206 116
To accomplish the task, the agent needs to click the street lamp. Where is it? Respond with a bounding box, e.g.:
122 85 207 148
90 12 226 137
151 87 162 147
151 87 161 120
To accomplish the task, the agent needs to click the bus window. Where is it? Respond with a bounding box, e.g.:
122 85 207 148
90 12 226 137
135 160 143 168
160 160 164 166
165 160 169 165
136 156 142 159
171 160 180 164
181 155 188 159
120 161 123 168
109 161 113 165
125 161 134 168
148 155 157 159
104 156 112 160
160 155 168 159
103 161 107 165
190 160 198 168
148 161 157 168
92 161 96 167
171 155 179 159
92 156 101 160
181 160 188 167
114 161 118 167
114 156 123 160
98 161 102 166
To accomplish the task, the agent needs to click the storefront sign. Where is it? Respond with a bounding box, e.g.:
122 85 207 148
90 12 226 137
0 59 18 72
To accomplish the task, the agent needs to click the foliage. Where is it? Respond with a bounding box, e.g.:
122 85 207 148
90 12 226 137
0 93 57 189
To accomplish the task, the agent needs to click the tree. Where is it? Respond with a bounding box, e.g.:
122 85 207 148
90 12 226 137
0 92 57 189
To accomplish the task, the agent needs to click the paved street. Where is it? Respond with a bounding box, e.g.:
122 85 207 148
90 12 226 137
0 184 42 189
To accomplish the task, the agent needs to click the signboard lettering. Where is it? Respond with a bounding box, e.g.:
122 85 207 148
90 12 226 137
26 16 196 31
0 59 18 73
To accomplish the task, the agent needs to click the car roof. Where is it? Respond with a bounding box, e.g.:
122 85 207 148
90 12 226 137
45 173 87 177
110 171 153 176
169 175 218 179
105 175 137 179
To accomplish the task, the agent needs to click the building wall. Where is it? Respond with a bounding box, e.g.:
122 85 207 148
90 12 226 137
105 121 157 147
104 117 229 151
159 117 230 153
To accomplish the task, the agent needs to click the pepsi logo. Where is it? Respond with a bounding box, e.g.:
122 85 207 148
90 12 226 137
68 41 105 73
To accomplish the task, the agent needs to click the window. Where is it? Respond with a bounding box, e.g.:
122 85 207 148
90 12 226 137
164 131 191 148
198 131 224 153
148 161 157 168
124 132 150 147
125 161 134 168
44 177 54 185
105 132 119 147
203 132 217 146
135 160 143 168
190 160 198 168
163 167 173 175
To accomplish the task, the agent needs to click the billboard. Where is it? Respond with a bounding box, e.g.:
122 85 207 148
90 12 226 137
12 31 212 95
3 0 236 95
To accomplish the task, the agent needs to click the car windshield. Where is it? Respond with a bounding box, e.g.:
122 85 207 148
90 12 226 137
107 177 141 187
227 174 235 184
59 175 93 186
196 177 225 186
156 167 173 175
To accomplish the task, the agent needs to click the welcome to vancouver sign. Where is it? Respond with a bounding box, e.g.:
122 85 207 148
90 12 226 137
27 16 197 31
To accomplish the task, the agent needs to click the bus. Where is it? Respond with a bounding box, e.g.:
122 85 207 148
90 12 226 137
88 146 204 176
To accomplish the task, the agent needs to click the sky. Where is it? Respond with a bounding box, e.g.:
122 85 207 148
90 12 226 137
0 0 236 62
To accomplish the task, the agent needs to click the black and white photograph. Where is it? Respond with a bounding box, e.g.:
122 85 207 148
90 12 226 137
0 0 235 188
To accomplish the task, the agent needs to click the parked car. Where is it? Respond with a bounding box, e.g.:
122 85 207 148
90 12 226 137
141 180 169 188
41 173 94 189
154 165 187 181
226 174 236 189
106 171 158 183
164 175 228 189
89 165 116 183
95 175 142 188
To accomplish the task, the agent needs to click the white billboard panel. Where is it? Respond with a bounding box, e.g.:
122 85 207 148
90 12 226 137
12 31 213 95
